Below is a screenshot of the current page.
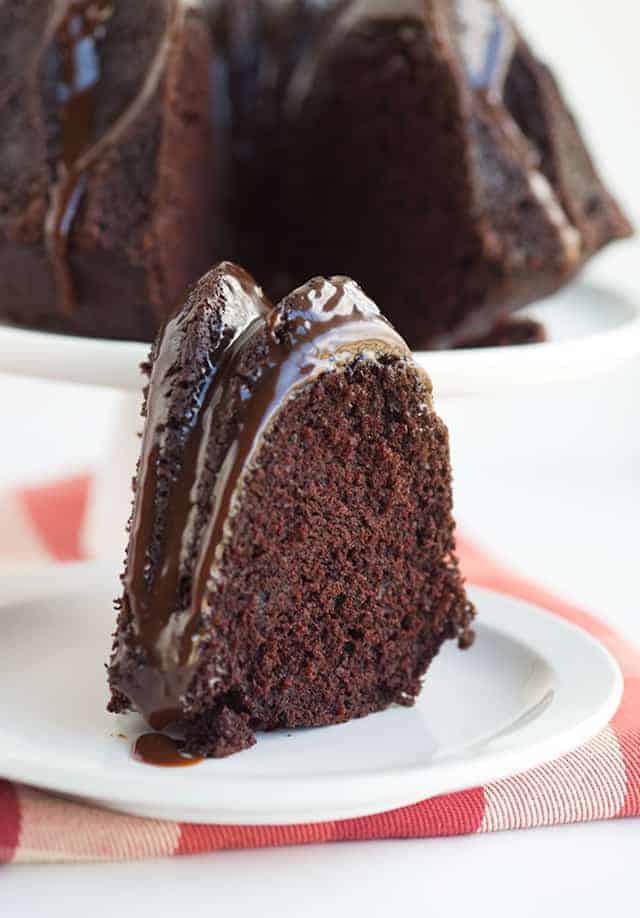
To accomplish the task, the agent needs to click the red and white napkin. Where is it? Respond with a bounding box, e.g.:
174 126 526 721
1 476 638 864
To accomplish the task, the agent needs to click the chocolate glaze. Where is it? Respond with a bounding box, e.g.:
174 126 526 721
45 0 113 314
43 0 184 315
132 732 203 767
119 269 413 728
119 263 272 728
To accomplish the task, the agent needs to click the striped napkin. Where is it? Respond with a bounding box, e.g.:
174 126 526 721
1 476 638 864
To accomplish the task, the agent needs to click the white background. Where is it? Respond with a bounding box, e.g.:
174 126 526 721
2 0 639 914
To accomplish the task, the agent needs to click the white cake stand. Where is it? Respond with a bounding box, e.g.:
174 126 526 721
2 279 639 559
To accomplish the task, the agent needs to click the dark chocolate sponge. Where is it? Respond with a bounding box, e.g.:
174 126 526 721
217 0 632 348
0 0 213 340
108 261 475 757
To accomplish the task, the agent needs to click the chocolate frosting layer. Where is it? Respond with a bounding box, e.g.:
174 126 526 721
116 266 414 728
43 0 184 314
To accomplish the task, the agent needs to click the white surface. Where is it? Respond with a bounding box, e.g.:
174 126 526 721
3 824 640 917
2 280 640 397
0 322 148 390
0 571 621 824
1 0 639 914
80 392 140 560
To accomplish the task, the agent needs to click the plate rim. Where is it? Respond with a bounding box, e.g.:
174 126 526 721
0 279 638 397
0 562 623 824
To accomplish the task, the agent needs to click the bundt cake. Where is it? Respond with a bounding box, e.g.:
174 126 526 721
108 261 475 757
0 0 632 346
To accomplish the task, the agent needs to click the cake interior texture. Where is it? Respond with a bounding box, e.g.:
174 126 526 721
108 263 475 757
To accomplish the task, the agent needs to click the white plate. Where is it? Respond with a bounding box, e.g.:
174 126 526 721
0 281 639 396
0 562 622 824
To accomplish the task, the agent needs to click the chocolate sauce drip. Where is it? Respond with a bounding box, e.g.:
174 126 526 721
121 271 413 728
120 263 271 728
46 0 113 315
132 732 203 767
43 0 184 316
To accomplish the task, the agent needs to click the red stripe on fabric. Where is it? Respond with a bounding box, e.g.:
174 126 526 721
0 780 21 864
176 819 338 856
612 678 640 818
19 475 90 562
176 788 485 855
333 787 485 840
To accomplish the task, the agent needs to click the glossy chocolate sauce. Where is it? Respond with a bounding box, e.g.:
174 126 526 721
119 263 271 729
132 732 203 767
44 0 184 314
119 271 413 728
45 0 113 314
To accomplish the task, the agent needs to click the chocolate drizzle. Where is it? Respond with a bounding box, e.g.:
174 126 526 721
120 263 272 728
45 1 113 314
132 732 203 767
118 268 412 728
43 0 185 315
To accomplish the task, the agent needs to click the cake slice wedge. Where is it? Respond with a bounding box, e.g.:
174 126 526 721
108 261 475 757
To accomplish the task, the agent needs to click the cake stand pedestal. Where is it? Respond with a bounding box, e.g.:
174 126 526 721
1 278 639 560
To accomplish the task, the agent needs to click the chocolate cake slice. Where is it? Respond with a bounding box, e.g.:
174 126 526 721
108 261 475 757
220 0 632 348
0 0 213 340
